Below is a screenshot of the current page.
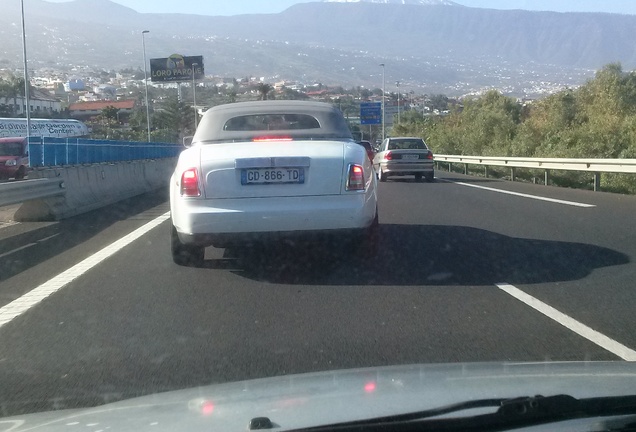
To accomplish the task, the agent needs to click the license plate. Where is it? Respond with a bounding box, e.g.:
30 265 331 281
241 168 305 185
402 154 420 160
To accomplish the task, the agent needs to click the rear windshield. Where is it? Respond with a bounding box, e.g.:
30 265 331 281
223 114 321 131
388 139 427 150
0 142 23 156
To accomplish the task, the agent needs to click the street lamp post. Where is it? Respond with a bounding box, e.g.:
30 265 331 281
380 63 385 141
192 62 198 130
141 30 151 142
20 0 31 139
396 81 400 124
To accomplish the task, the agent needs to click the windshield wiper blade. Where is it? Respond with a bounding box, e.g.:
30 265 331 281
289 394 636 432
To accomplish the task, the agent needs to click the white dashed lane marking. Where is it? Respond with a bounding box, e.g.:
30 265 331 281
497 283 636 361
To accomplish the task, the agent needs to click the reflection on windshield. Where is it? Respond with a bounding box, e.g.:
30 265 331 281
224 114 320 131
387 138 427 150
0 143 23 156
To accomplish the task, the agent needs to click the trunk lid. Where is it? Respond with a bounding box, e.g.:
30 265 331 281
198 140 346 199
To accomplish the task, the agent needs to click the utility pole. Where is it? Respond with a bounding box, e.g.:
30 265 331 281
396 81 400 124
20 0 31 139
142 30 151 142
380 63 385 141
192 62 198 129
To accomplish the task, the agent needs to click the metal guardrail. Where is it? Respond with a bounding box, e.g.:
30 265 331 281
434 155 636 191
0 178 65 207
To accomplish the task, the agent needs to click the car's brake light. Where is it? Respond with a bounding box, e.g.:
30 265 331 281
346 164 365 191
252 136 293 142
426 151 434 160
180 168 200 197
384 151 393 161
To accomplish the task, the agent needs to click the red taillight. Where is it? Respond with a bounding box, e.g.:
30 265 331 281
252 136 293 142
426 151 434 160
384 151 393 161
364 381 377 393
180 168 200 197
201 401 215 415
346 164 365 191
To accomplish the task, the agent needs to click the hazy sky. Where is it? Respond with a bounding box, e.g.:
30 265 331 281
41 0 636 16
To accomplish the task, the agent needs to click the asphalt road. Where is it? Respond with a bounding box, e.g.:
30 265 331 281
0 172 635 416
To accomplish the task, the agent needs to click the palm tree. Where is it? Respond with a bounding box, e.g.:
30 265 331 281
0 76 22 117
2 75 27 117
256 83 273 100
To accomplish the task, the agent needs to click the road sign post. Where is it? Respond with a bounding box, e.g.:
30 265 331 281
360 102 382 125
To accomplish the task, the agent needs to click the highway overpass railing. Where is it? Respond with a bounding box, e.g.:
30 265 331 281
27 136 182 167
434 155 636 191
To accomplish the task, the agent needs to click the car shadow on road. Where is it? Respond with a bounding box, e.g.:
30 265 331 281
205 224 629 286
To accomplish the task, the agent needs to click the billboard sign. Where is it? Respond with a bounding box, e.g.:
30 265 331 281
0 118 90 138
360 102 382 125
150 54 204 82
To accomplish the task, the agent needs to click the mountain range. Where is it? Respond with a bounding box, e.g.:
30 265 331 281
1 0 636 96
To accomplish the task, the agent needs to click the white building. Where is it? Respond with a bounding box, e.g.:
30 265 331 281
0 88 62 115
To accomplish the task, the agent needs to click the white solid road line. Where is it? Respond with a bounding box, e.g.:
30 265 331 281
496 283 636 361
445 180 596 208
0 212 171 330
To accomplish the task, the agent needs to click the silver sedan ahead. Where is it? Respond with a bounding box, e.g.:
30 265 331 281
373 137 435 182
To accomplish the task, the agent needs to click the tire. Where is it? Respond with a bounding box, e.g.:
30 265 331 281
171 225 205 267
14 166 26 180
425 172 435 182
359 211 379 259
379 167 388 182
414 173 423 182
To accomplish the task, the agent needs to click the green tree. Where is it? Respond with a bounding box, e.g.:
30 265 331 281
153 96 194 143
0 75 25 117
102 106 119 122
257 83 273 100
279 87 308 100
428 94 449 111
391 110 432 139
428 90 520 156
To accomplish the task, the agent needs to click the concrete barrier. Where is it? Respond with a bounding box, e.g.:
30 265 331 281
14 158 177 221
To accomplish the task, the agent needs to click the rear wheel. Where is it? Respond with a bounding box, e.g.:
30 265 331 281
171 225 205 267
14 166 26 180
379 167 388 182
358 211 379 259
425 172 435 182
414 173 423 182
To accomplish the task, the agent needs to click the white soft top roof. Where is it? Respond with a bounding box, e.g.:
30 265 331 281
193 100 353 143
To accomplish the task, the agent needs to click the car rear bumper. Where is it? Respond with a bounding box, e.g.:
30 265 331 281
379 161 434 175
171 193 377 246
178 227 370 248
0 166 19 179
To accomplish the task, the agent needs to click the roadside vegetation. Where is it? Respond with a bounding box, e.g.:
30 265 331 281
394 63 636 194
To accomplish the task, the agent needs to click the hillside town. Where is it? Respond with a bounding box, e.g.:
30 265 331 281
0 66 465 143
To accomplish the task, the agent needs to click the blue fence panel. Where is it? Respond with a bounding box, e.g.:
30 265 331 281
27 136 181 167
